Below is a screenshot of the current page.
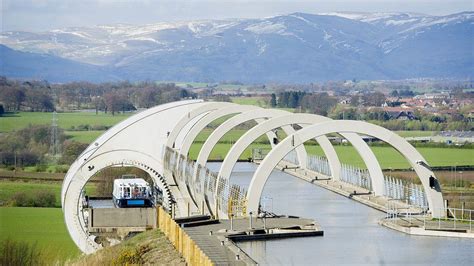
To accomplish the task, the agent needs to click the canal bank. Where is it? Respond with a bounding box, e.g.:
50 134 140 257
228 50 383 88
208 162 473 265
270 161 474 239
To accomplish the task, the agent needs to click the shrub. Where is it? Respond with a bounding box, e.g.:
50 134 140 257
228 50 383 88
33 190 56 207
55 165 69 173
34 164 48 172
75 124 90 131
11 190 56 207
113 247 143 265
12 192 34 207
0 239 44 266
90 124 109 131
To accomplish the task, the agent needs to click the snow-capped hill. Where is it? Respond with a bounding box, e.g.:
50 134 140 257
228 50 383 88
318 12 424 23
399 11 474 33
245 21 287 34
0 12 472 82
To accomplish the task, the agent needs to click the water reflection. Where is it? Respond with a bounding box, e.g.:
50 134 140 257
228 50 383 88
207 163 473 265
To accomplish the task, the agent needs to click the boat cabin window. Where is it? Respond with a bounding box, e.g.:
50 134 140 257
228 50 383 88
124 187 131 198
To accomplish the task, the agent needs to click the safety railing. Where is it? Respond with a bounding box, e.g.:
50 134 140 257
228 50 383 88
340 163 372 190
164 146 248 217
385 203 472 232
251 147 428 210
383 175 427 207
426 207 473 231
307 154 331 176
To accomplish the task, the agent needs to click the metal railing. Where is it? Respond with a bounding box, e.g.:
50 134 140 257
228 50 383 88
340 163 372 190
383 175 427 207
427 207 473 231
252 148 429 210
307 154 331 176
164 146 248 217
385 203 473 231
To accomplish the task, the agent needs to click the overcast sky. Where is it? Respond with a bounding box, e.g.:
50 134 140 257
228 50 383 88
1 0 473 32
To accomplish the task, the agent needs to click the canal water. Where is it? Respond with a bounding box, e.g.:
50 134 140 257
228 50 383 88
207 163 473 265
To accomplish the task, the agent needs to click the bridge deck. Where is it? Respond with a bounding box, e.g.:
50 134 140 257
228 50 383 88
183 217 321 265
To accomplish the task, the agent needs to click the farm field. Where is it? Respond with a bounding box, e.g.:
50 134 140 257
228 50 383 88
0 181 97 207
189 142 474 169
230 96 267 106
0 207 80 260
305 145 474 169
0 112 471 169
65 130 105 143
0 111 132 132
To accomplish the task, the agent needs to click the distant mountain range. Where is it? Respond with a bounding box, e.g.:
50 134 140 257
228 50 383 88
1 12 472 83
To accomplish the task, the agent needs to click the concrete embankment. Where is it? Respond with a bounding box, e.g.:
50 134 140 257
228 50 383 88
156 207 324 265
273 162 474 239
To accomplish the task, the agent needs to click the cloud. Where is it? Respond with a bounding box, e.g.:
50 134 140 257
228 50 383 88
1 0 472 32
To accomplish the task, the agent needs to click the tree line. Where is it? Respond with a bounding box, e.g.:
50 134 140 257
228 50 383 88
270 91 339 116
0 77 195 115
0 124 88 169
266 90 472 131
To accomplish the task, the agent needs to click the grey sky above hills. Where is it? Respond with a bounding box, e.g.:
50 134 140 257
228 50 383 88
2 0 472 32
1 11 472 83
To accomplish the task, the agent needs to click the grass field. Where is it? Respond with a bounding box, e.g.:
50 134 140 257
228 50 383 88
305 145 474 169
0 207 80 260
188 142 474 169
189 128 472 168
0 112 131 132
0 181 97 207
230 96 267 107
0 111 471 169
65 130 105 143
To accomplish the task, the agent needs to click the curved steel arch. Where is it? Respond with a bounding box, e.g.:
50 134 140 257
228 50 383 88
64 150 174 253
218 114 385 197
174 104 281 211
192 108 315 214
161 102 236 214
246 120 444 218
62 100 203 207
165 101 234 150
194 108 310 177
178 104 259 158
62 100 204 253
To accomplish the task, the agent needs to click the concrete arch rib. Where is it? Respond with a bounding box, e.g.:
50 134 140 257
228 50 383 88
62 100 204 253
246 120 444 218
192 109 311 214
218 114 385 197
61 100 203 206
175 104 266 210
165 101 234 150
194 108 303 176
178 105 259 158
64 150 173 254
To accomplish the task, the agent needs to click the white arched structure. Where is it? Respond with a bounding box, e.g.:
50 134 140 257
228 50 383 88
191 108 314 213
161 102 237 214
62 101 445 254
217 114 386 197
165 101 234 151
194 108 311 179
173 104 284 210
62 100 205 254
246 120 444 218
